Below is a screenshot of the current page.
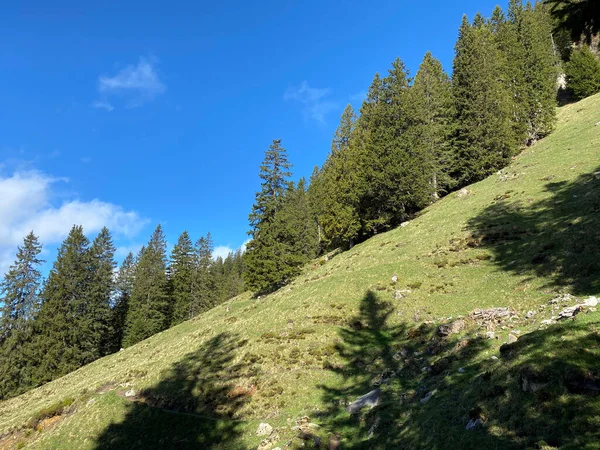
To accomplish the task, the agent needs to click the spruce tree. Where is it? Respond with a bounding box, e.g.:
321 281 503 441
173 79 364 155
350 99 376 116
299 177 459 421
410 52 455 198
244 139 293 293
170 231 196 325
190 234 217 316
111 252 135 351
452 14 519 184
566 46 600 99
32 226 94 384
123 225 170 347
87 227 116 356
0 232 44 400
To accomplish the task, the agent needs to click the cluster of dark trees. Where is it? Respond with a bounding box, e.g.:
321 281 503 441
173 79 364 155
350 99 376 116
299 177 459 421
0 226 244 400
244 1 563 293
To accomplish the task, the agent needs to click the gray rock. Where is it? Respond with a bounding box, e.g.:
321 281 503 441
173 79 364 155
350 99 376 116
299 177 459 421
540 319 554 325
437 319 466 337
347 388 380 414
490 356 499 361
391 274 398 284
420 389 437 404
507 334 518 344
584 296 599 307
525 310 535 319
256 422 273 436
86 398 97 407
458 188 471 198
458 367 465 373
466 418 483 430
368 416 381 438
558 305 582 320
124 389 135 398
485 331 496 340
393 289 411 300
400 221 410 227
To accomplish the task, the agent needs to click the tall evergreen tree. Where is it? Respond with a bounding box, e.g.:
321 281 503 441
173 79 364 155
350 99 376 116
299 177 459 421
190 234 217 316
110 251 135 351
123 225 170 347
32 226 94 384
87 227 116 356
565 46 600 99
452 14 519 184
410 52 455 198
244 140 294 293
0 232 44 400
170 231 196 325
0 232 44 340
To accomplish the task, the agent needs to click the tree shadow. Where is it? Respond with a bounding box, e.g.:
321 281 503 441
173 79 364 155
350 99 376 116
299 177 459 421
93 332 251 450
318 290 600 449
466 167 600 296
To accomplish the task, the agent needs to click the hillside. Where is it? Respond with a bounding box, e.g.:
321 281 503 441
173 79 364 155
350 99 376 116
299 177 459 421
1 94 599 449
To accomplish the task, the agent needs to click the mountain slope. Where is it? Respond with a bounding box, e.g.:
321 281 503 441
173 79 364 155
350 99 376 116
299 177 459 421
1 94 599 450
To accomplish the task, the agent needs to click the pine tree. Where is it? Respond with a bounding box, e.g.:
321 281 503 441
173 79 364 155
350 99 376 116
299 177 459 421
410 51 455 198
123 225 170 347
170 231 196 325
315 105 362 249
87 227 116 356
0 232 44 339
0 232 44 400
566 46 600 99
190 234 217 317
244 139 294 293
110 252 135 351
452 14 519 185
32 226 94 384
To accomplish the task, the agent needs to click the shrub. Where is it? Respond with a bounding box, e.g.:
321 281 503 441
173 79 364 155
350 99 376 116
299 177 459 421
566 47 600 100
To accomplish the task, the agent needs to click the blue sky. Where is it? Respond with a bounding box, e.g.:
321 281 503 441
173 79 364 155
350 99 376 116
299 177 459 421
0 0 502 273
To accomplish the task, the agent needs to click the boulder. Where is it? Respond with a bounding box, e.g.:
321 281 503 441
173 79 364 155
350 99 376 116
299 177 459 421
507 334 518 344
558 305 582 320
437 319 466 337
420 389 437 404
256 423 273 436
584 296 599 307
347 388 380 414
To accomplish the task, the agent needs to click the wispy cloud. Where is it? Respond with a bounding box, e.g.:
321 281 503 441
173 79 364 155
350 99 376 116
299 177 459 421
349 90 367 104
95 57 165 109
284 81 337 124
0 170 148 274
92 100 114 112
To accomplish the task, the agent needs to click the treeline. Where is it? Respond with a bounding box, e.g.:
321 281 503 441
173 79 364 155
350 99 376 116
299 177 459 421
0 226 244 400
244 1 560 293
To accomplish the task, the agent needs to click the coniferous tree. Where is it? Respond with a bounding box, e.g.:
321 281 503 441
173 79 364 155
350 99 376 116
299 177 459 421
110 252 135 351
32 226 94 384
87 227 116 356
410 52 455 198
190 234 217 316
0 232 44 400
244 139 294 293
566 46 600 99
452 14 519 184
170 231 196 325
123 225 170 347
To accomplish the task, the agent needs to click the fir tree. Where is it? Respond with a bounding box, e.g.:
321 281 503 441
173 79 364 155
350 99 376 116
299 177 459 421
566 46 600 99
32 226 94 384
87 227 116 356
452 14 519 184
0 232 44 340
0 232 44 400
410 52 455 198
190 234 217 316
110 252 135 351
123 225 170 347
170 231 196 325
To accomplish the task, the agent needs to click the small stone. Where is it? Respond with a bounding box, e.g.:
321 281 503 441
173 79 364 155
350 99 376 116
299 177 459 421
347 388 380 414
490 356 499 361
595 171 600 179
400 221 410 227
458 187 471 198
540 319 554 326
507 334 518 344
393 289 411 300
458 367 465 373
485 331 496 340
466 418 483 430
124 389 135 398
391 274 398 284
525 310 535 319
420 390 437 404
256 423 273 436
86 398 96 407
119 348 124 351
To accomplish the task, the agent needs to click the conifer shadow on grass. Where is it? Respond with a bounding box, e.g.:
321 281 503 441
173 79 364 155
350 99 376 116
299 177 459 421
317 290 600 449
93 332 250 450
467 166 600 296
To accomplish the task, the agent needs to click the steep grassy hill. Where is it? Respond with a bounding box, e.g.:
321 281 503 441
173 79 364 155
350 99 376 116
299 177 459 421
1 94 599 450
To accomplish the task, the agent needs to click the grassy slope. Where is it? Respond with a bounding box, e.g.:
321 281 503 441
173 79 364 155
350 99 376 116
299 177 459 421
0 94 599 450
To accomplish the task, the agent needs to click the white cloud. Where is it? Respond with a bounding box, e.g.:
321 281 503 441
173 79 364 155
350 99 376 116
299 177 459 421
284 81 337 124
96 57 165 108
213 239 249 261
92 100 114 112
0 171 148 274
